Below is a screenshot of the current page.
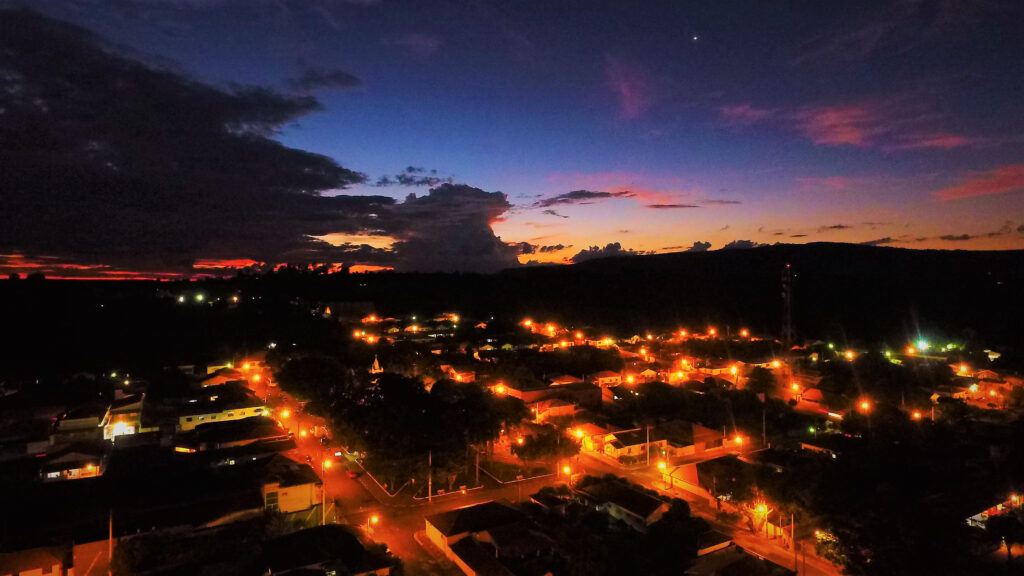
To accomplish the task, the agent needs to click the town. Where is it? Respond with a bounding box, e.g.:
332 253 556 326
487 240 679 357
2 283 1023 576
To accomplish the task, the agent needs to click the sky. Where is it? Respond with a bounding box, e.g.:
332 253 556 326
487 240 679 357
2 0 1024 277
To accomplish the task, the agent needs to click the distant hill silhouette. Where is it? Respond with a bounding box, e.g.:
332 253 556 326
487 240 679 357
1 243 1022 377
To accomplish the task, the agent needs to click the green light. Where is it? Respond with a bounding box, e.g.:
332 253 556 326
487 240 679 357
827 343 834 350
808 426 816 434
916 339 929 351
195 293 205 302
884 351 891 358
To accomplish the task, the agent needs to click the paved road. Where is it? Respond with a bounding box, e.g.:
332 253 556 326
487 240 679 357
246 368 841 576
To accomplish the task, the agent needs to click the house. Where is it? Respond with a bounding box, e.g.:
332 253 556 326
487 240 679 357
0 546 67 576
39 443 108 482
176 382 267 432
576 480 668 532
255 453 323 513
199 367 247 388
591 371 622 387
602 429 668 460
99 394 157 441
532 398 576 422
686 544 795 576
425 501 552 576
441 365 477 383
549 374 583 386
639 368 659 383
570 422 614 452
425 501 526 564
173 416 290 453
259 525 392 576
697 530 733 557
50 404 106 446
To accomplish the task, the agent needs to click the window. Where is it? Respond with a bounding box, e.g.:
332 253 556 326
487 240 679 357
265 491 279 511
186 417 193 422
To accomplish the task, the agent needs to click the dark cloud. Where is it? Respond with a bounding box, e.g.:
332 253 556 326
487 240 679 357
0 11 516 275
939 234 973 241
1018 225 1024 233
661 246 685 250
818 224 852 231
791 234 808 238
618 230 632 234
375 166 453 188
535 189 634 208
541 209 570 218
539 244 568 253
382 184 519 272
721 240 763 250
290 68 361 92
685 241 712 252
514 242 537 255
719 225 730 231
570 242 650 263
773 232 785 236
860 237 896 246
646 203 700 209
702 199 742 205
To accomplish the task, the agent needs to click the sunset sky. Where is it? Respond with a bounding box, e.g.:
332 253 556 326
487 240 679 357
3 1 1024 277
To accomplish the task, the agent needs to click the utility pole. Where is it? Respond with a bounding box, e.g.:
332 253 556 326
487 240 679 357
762 408 766 447
646 425 651 466
782 263 794 349
792 513 797 573
108 509 113 576
428 451 432 503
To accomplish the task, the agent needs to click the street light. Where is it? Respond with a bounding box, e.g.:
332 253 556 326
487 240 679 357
367 514 379 532
657 461 667 470
859 400 871 413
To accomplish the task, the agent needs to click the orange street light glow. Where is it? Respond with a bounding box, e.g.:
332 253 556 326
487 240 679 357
495 384 505 394
772 360 781 368
912 410 922 420
859 400 871 412
626 375 635 384
575 429 584 438
252 374 261 382
906 346 916 355
523 319 533 326
679 330 687 338
791 383 800 391
676 371 683 378
708 327 717 336
243 362 250 370
657 461 667 470
740 329 749 338
323 459 332 469
734 435 743 445
516 437 524 445
575 331 583 339
959 364 968 374
730 366 738 375
281 410 290 418
562 465 571 475
845 350 855 361
370 514 379 524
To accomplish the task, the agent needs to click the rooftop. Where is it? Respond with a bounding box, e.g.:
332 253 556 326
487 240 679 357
426 501 525 537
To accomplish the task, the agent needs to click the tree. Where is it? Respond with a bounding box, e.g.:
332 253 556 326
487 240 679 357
987 512 1024 563
511 429 580 463
745 366 777 396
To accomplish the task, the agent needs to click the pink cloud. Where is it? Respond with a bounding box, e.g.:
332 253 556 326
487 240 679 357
605 56 655 120
719 103 773 126
793 100 979 151
935 163 1024 201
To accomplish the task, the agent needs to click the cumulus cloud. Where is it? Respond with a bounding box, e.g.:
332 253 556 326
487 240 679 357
570 242 650 263
290 68 361 92
0 10 516 275
535 189 634 208
684 241 712 252
939 234 973 241
860 237 896 246
721 240 763 250
818 224 852 231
